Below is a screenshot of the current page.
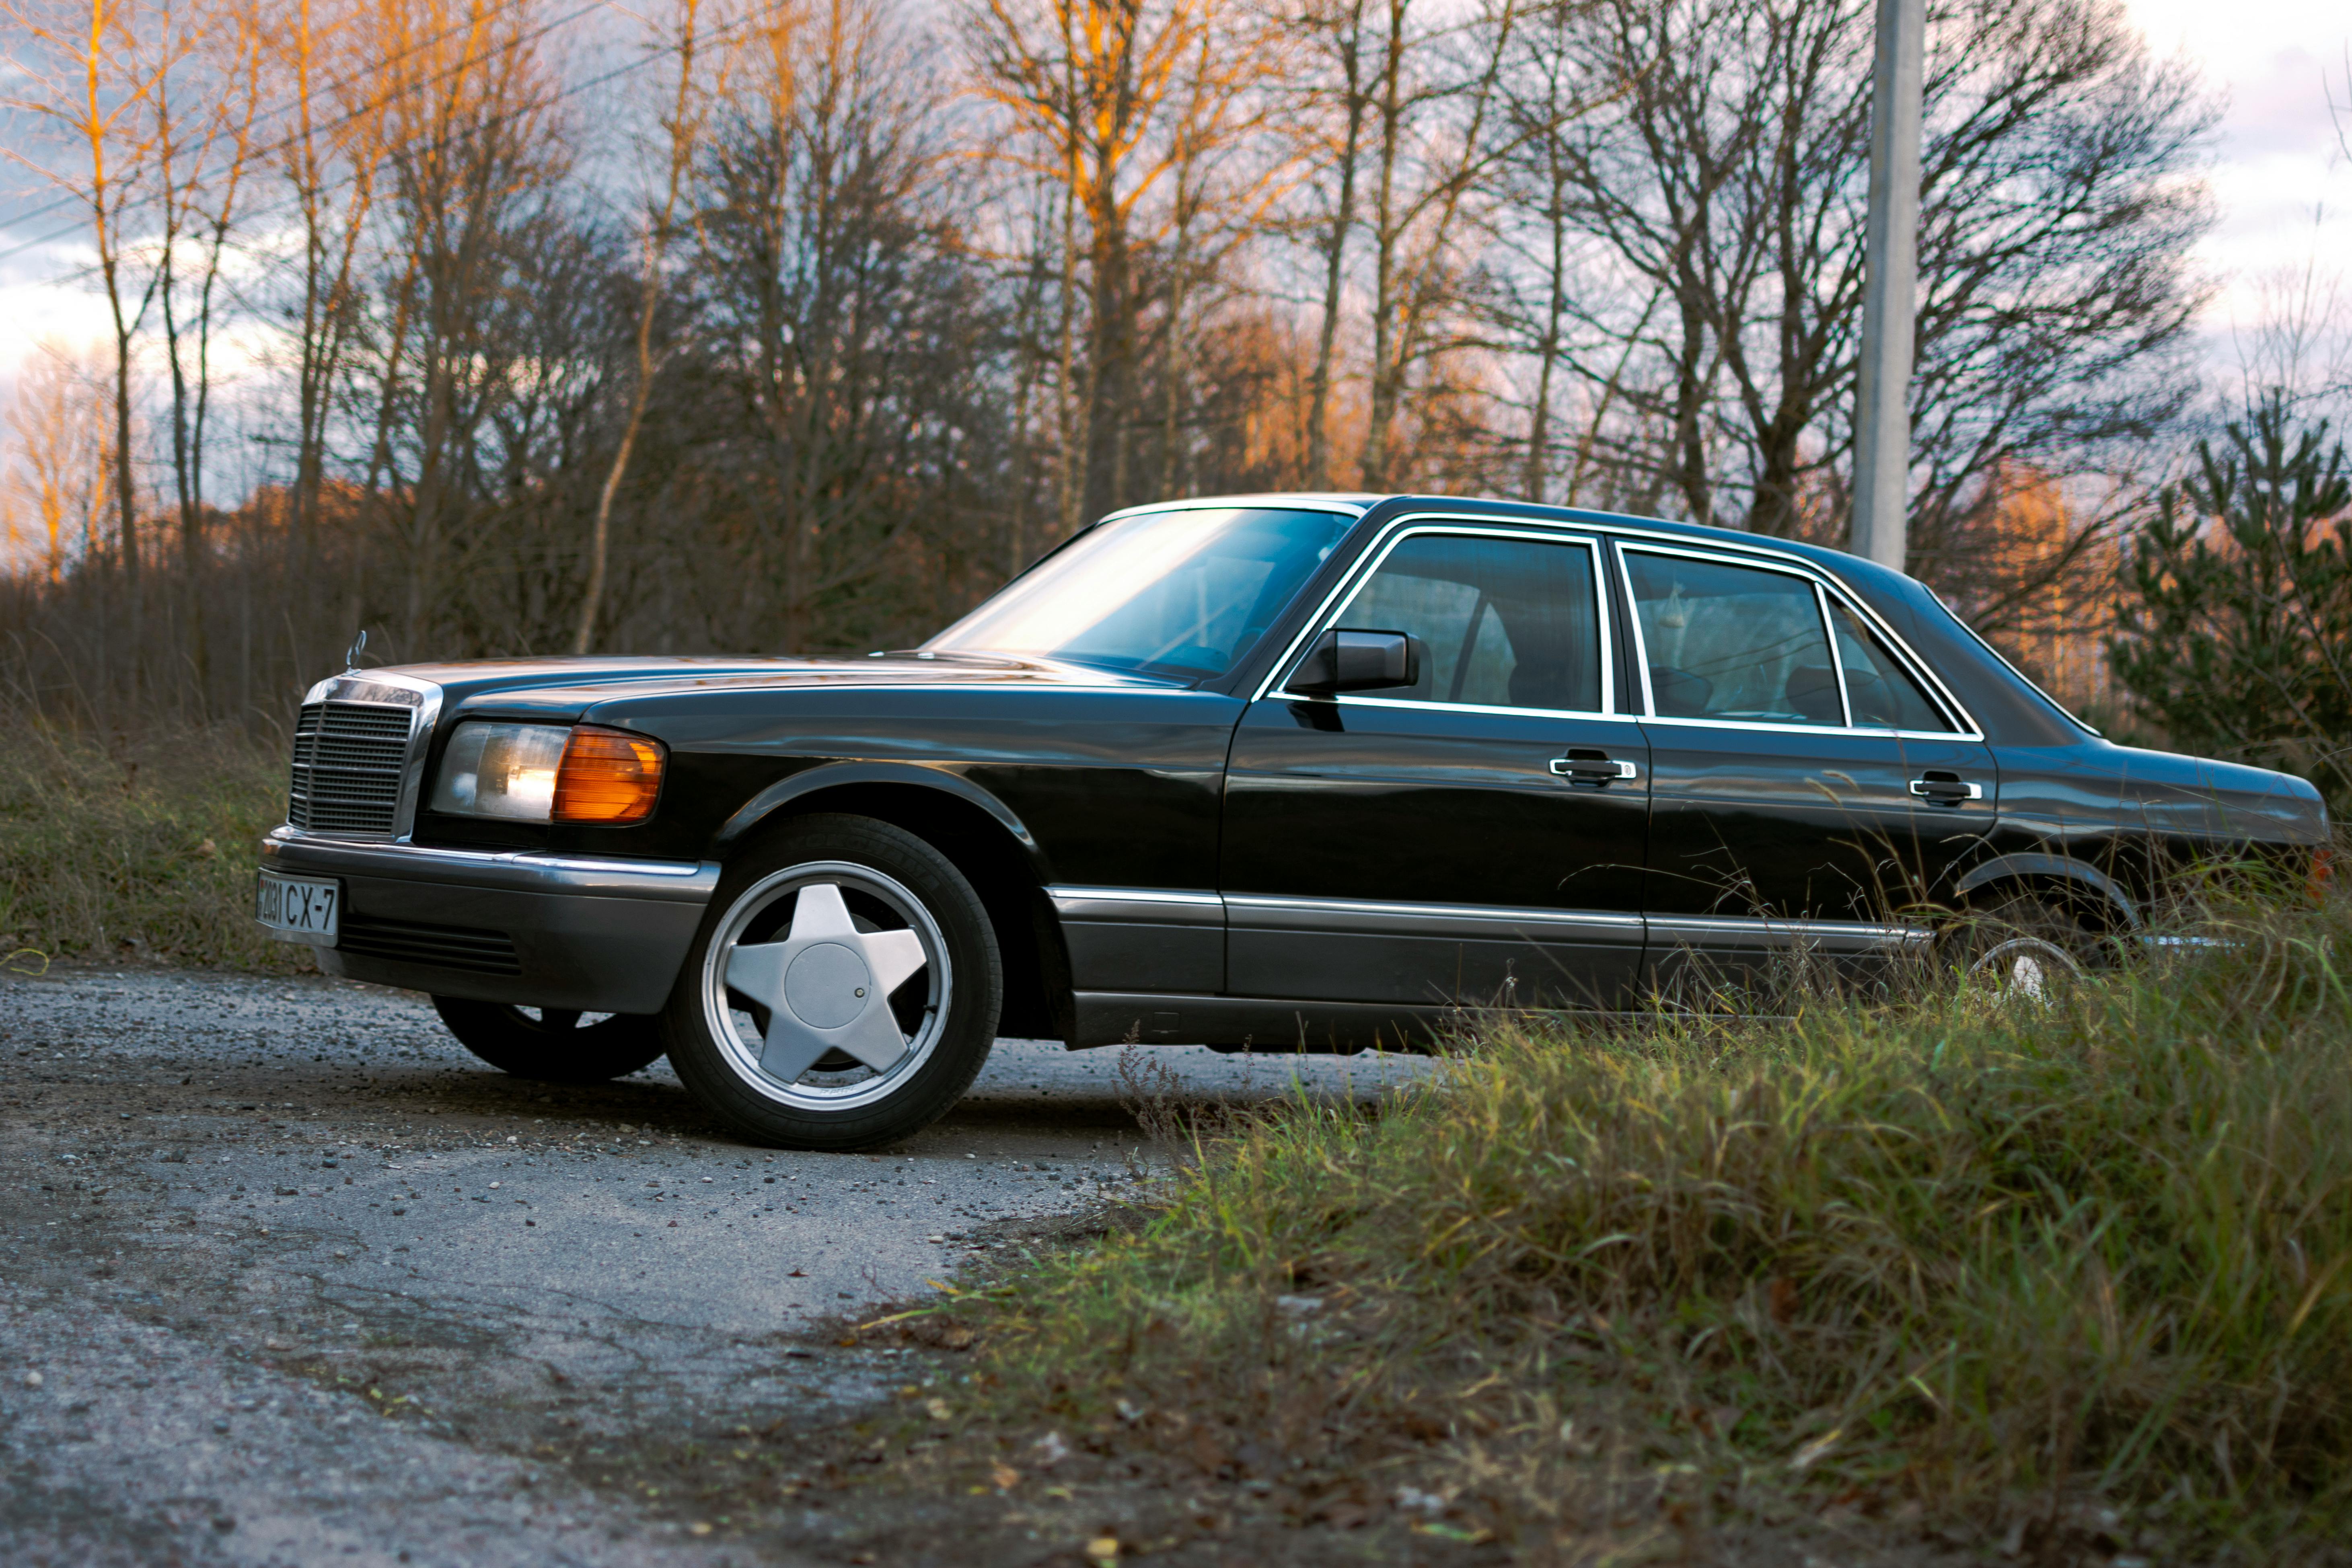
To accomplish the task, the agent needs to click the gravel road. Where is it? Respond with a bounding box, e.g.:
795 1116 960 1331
0 966 1429 1567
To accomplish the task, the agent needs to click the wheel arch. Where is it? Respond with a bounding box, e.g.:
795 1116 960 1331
1951 853 2140 933
713 764 1073 1044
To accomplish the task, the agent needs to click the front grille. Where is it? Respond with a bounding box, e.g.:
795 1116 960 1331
288 701 415 834
337 913 522 975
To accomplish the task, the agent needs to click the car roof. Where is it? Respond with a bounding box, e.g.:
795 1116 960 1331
1100 491 1864 568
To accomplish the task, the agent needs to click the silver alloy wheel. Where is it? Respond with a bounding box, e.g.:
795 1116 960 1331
697 860 951 1110
1967 935 2084 1003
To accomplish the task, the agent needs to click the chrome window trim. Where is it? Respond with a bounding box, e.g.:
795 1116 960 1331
1320 696 1644 725
1096 495 1373 523
1812 582 1855 726
1612 539 1983 742
294 670 445 843
1593 524 1980 734
1635 713 1972 742
1253 517 1617 717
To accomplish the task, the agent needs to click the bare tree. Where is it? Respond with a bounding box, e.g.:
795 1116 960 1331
1288 0 1373 489
275 0 395 599
1525 0 2208 628
701 0 1009 651
150 0 268 700
6 0 176 692
966 0 1229 521
358 0 570 655
2 342 116 584
575 0 724 653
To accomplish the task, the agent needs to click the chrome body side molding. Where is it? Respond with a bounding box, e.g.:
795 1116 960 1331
1224 892 1645 945
1645 914 1931 952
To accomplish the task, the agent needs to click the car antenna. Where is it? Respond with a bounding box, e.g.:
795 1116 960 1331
345 628 368 671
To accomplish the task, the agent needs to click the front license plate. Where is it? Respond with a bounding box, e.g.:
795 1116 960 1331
255 872 340 945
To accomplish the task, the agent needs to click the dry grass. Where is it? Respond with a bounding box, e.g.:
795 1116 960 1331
935 890 2352 1561
0 717 302 972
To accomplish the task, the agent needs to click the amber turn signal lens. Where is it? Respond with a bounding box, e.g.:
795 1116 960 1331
553 726 665 824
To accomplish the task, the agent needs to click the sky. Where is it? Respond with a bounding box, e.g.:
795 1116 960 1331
0 0 2347 425
2123 0 2352 392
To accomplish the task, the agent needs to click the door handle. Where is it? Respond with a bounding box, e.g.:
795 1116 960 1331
1550 754 1639 784
1909 776 1983 804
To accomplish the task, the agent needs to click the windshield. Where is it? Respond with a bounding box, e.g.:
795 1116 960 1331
926 506 1359 680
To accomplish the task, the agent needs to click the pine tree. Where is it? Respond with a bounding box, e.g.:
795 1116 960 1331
2110 393 2352 808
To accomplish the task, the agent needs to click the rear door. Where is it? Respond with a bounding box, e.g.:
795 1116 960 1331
1221 522 1651 1012
1616 543 1995 989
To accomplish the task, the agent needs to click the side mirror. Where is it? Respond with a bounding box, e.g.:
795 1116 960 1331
1289 628 1425 696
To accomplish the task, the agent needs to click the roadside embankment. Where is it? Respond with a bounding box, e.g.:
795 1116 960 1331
926 893 2352 1561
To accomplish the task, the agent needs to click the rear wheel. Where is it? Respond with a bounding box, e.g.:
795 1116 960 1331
659 814 1002 1151
1947 892 2106 1001
432 998 666 1083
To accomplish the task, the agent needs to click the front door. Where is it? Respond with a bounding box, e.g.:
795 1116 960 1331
1221 524 1651 1014
1616 543 1996 990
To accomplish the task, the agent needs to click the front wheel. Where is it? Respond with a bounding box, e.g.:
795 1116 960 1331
660 815 1002 1151
432 997 667 1083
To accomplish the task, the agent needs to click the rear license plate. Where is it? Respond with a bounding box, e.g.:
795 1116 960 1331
255 872 340 945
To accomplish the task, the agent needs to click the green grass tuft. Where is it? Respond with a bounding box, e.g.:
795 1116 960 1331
0 719 304 972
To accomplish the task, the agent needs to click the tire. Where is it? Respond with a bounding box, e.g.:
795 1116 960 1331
432 997 667 1083
659 814 1002 1151
1945 891 2106 1001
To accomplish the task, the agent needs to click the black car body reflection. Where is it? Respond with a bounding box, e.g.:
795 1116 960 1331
257 494 2330 1143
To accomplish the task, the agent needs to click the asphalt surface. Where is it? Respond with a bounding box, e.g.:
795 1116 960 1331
0 965 1429 1566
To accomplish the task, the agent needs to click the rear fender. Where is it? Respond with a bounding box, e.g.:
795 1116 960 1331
1951 853 2140 931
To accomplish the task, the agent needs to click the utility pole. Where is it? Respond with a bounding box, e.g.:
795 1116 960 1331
1850 0 1925 572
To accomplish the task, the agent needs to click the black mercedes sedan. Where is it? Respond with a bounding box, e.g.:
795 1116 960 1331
257 494 2329 1148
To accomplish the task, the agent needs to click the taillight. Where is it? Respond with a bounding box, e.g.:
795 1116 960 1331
553 726 665 824
2313 845 2337 905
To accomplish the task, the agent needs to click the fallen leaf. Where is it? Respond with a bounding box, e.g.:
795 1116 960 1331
990 1463 1021 1492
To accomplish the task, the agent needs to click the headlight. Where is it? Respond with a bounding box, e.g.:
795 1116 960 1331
431 723 568 820
430 722 667 825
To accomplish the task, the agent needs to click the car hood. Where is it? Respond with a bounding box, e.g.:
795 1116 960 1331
360 652 1186 718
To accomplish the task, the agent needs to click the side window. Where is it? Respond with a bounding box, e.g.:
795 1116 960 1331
1624 551 1840 725
1828 601 1952 732
1324 533 1604 712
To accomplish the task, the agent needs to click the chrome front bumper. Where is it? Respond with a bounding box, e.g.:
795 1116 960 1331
260 828 719 1013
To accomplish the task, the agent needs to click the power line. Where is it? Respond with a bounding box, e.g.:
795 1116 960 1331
15 0 780 292
0 0 573 253
0 0 625 267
